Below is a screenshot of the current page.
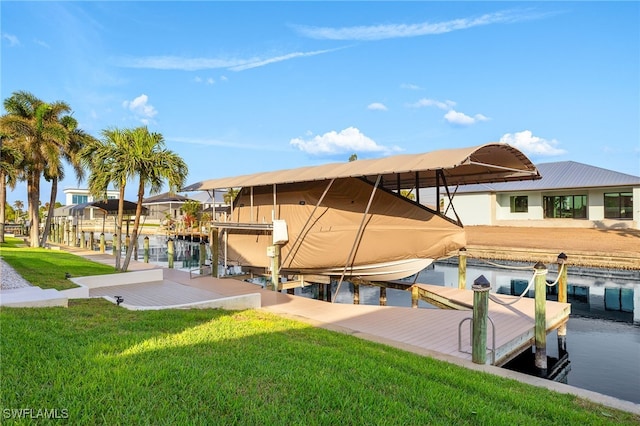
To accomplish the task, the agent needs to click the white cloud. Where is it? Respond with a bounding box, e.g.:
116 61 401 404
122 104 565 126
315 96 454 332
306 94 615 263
500 130 566 156
293 10 546 41
444 110 489 126
2 33 20 46
290 127 400 156
367 102 388 111
34 38 49 48
401 83 422 90
206 78 214 85
122 94 157 124
117 47 344 72
410 98 456 110
410 97 489 126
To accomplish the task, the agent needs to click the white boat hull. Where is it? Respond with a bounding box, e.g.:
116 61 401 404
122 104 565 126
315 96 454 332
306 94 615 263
288 258 434 282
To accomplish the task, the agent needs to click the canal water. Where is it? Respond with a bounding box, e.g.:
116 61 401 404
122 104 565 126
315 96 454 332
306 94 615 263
134 236 640 405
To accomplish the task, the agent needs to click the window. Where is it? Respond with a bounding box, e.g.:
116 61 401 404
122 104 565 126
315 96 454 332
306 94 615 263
543 195 587 219
604 192 633 219
72 194 88 204
510 196 528 213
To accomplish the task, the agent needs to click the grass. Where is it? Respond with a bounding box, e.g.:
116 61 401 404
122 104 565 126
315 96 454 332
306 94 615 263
1 301 637 425
0 237 116 290
1 237 638 424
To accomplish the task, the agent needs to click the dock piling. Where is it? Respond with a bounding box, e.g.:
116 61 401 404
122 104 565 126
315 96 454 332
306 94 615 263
353 283 360 305
534 261 548 373
211 228 219 277
458 248 467 289
143 236 149 263
379 286 387 306
472 275 491 364
557 253 568 353
199 241 206 275
167 238 174 269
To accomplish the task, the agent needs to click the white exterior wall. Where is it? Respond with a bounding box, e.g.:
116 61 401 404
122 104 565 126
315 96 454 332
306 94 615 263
445 193 494 226
450 186 639 229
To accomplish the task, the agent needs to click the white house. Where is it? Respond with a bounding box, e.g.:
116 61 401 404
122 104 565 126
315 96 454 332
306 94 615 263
62 188 119 220
441 161 640 229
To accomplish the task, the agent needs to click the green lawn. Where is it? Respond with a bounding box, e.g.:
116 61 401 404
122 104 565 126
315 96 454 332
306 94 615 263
1 237 637 424
0 237 116 290
1 300 637 425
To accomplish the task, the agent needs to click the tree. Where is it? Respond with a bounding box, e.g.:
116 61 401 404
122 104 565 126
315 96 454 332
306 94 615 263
348 153 358 162
181 199 201 228
0 135 23 243
13 200 24 222
120 127 188 272
400 189 416 201
40 115 95 246
223 188 239 205
81 127 131 271
0 91 72 247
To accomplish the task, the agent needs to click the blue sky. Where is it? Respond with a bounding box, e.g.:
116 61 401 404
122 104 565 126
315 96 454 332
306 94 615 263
2 1 639 205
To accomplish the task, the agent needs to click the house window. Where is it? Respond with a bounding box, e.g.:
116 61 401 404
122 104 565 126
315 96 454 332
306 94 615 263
72 194 88 204
543 195 587 219
510 196 528 213
604 192 633 219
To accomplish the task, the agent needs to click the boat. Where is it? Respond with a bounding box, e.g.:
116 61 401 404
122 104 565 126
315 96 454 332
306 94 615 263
183 143 540 283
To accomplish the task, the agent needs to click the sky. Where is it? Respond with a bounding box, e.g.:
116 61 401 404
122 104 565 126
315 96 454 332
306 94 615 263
2 1 639 206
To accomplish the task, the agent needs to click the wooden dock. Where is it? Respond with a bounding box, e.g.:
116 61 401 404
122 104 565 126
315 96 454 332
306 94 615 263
55 245 570 367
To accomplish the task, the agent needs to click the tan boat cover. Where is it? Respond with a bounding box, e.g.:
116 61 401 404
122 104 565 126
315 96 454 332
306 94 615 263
183 143 539 192
223 178 466 271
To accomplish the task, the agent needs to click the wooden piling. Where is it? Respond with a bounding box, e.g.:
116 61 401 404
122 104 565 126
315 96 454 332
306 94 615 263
411 285 419 308
143 236 150 263
199 241 206 275
534 261 548 372
113 234 119 257
269 244 281 291
472 275 491 364
458 248 467 289
326 283 332 303
89 232 95 251
353 283 360 305
99 233 105 253
125 235 130 255
557 253 568 353
167 238 174 269
379 286 387 306
210 228 219 277
318 282 325 301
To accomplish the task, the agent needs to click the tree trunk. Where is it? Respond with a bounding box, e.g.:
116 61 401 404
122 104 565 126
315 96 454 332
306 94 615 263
121 181 145 272
27 172 41 248
40 176 57 247
115 186 125 271
0 171 6 244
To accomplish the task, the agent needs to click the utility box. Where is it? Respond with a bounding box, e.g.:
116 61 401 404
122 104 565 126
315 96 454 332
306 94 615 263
272 219 288 245
266 245 276 258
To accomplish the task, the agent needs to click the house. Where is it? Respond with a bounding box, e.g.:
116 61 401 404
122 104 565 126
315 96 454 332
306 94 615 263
62 188 119 220
442 161 640 229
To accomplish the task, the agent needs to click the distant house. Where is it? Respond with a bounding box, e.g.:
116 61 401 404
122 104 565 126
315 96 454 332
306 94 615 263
142 192 197 223
62 188 119 220
189 190 232 220
442 161 640 229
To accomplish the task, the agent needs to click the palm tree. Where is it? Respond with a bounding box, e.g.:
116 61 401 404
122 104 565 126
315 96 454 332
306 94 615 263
223 188 239 205
40 115 95 246
120 127 188 271
13 200 24 222
0 135 24 243
81 127 130 271
0 91 72 247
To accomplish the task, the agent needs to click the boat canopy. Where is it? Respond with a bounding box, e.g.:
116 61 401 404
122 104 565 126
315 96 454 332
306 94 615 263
69 199 146 217
182 143 540 192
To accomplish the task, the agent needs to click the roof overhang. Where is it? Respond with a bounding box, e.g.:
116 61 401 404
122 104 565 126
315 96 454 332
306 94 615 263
182 143 541 192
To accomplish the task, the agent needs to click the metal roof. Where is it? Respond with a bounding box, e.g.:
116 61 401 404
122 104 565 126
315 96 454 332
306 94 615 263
182 143 541 192
142 192 195 205
454 161 640 193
